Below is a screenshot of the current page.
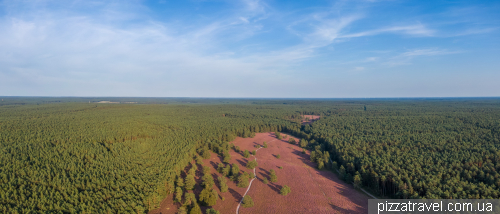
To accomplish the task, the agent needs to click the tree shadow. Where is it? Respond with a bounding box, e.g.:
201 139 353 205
236 159 248 166
228 188 243 202
268 183 282 194
209 161 219 170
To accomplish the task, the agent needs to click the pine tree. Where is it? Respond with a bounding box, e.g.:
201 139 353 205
242 195 254 208
217 163 224 173
175 187 183 203
246 160 257 169
218 176 228 193
238 174 249 188
270 169 277 183
231 163 240 176
189 203 202 214
185 175 196 190
206 208 221 214
354 174 362 189
243 150 250 158
280 185 291 196
222 165 231 177
177 176 184 188
184 192 196 206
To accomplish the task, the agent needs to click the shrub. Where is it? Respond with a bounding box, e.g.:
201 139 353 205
243 150 250 158
263 142 268 148
242 195 254 208
276 154 280 159
270 169 277 183
278 166 283 169
280 185 291 196
288 138 296 144
275 132 282 140
302 148 306 154
252 150 256 155
263 177 268 184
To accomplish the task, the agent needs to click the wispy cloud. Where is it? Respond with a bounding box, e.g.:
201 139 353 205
340 23 434 38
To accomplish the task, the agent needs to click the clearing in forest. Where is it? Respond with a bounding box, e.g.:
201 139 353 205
151 132 368 214
302 115 320 124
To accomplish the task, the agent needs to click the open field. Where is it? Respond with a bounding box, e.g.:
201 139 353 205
152 132 369 214
302 115 320 124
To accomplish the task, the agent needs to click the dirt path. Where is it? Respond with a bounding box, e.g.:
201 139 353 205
235 143 266 214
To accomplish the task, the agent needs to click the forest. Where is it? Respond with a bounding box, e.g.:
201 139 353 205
1 97 500 213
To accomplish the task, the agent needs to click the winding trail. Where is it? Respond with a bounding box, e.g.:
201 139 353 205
236 139 275 214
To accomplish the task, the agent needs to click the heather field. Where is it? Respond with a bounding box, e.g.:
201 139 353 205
302 115 320 124
151 132 368 214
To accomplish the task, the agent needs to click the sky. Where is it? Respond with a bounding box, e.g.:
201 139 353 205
0 0 499 98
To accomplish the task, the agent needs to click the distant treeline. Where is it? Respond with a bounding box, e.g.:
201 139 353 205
1 98 500 213
284 99 500 200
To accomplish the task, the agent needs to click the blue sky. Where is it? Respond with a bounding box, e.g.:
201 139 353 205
0 0 498 97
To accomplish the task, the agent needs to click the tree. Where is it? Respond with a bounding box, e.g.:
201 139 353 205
177 206 187 214
223 154 231 163
246 160 258 169
339 165 346 181
222 165 231 177
238 174 249 188
176 176 184 188
189 203 202 214
202 150 211 159
299 139 308 148
263 177 268 184
231 163 240 176
202 173 214 189
276 154 281 159
188 166 196 176
241 195 254 208
175 187 183 203
270 169 277 183
199 187 217 206
252 150 256 155
203 166 211 175
354 174 362 189
275 132 282 140
288 138 296 144
218 176 228 193
243 150 250 158
280 185 291 196
234 146 240 152
206 208 221 214
302 148 306 154
318 161 324 170
185 174 196 190
217 163 224 173
263 142 268 148
184 192 197 206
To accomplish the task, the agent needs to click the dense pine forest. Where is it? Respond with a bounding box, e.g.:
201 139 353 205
1 97 500 213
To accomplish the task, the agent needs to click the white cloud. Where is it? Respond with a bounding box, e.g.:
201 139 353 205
340 23 435 38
